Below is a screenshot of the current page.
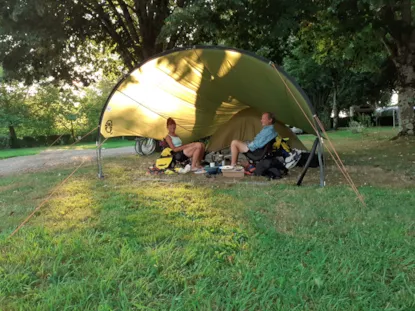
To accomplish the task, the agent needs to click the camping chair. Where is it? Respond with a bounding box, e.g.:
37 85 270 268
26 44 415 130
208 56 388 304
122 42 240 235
160 139 191 167
244 138 276 162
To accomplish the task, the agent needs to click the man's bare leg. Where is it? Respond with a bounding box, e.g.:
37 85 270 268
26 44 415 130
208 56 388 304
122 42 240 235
230 140 249 166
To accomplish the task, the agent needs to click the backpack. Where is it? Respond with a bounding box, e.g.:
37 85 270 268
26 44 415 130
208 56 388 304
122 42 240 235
155 147 174 170
296 152 321 168
254 157 287 179
272 137 291 158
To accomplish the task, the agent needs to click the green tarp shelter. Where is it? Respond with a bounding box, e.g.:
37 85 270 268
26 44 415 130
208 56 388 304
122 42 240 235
97 46 324 185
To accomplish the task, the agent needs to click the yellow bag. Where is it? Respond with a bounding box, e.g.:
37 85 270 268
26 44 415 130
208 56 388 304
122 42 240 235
273 137 291 153
156 157 173 170
161 148 173 157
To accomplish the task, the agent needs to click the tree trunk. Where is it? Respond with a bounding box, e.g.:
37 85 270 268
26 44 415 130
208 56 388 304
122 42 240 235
397 85 415 135
70 121 76 142
332 87 339 130
396 60 415 135
9 125 19 148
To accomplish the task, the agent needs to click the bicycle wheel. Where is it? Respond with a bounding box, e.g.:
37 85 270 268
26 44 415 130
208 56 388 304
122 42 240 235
135 138 144 155
141 138 156 155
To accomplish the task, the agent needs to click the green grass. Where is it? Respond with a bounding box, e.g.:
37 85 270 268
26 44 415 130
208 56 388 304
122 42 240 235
0 139 135 159
0 129 414 310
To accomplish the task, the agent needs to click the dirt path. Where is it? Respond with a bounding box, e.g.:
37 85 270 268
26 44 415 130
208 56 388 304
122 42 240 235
0 147 136 177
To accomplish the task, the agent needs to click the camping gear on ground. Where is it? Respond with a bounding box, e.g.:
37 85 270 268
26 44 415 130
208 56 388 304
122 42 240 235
273 137 292 157
161 148 173 157
297 152 320 168
173 151 189 163
177 164 191 174
147 165 174 175
205 151 230 166
222 167 245 178
155 147 175 170
254 158 287 180
284 149 302 169
244 164 256 176
205 166 220 175
155 147 188 171
221 165 244 171
96 46 325 186
155 157 174 170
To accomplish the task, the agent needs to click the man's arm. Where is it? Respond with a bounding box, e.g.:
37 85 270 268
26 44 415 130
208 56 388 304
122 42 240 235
247 137 260 151
247 127 277 151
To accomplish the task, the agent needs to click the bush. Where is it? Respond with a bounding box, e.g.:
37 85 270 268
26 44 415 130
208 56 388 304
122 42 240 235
61 134 71 145
356 114 373 128
22 136 37 148
15 138 25 148
36 136 47 146
46 135 61 146
0 135 10 149
77 133 96 143
318 111 331 129
348 120 365 134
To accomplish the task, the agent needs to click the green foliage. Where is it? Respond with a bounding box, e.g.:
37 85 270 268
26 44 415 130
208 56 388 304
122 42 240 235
160 0 313 63
356 113 373 128
0 0 194 83
0 82 30 129
0 135 10 149
0 78 114 140
1 0 316 83
283 3 397 121
0 0 124 84
348 120 365 134
315 0 415 134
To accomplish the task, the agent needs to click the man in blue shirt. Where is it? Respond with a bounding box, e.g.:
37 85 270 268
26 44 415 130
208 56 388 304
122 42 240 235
230 112 277 167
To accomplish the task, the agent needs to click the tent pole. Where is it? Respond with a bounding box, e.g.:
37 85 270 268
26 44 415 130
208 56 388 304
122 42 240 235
296 137 319 186
96 133 104 179
311 115 325 187
317 135 325 187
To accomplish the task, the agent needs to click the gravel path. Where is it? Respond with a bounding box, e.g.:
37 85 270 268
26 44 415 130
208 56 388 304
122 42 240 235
0 147 136 177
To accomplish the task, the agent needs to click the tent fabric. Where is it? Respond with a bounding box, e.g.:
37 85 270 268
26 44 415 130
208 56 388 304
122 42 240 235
206 108 307 152
99 46 316 144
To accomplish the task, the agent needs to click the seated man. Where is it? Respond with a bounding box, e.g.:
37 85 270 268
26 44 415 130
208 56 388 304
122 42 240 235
230 112 277 167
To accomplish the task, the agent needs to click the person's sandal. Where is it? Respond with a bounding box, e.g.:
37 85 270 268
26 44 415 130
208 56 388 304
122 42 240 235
193 168 206 174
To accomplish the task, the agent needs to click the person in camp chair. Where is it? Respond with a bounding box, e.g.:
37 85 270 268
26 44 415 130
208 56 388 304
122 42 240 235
230 112 277 167
165 117 206 173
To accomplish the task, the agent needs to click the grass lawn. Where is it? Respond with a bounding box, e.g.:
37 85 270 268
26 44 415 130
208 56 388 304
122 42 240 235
0 128 414 310
0 139 135 159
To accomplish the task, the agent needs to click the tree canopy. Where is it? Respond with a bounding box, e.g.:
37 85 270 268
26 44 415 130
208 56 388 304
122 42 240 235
0 0 414 138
